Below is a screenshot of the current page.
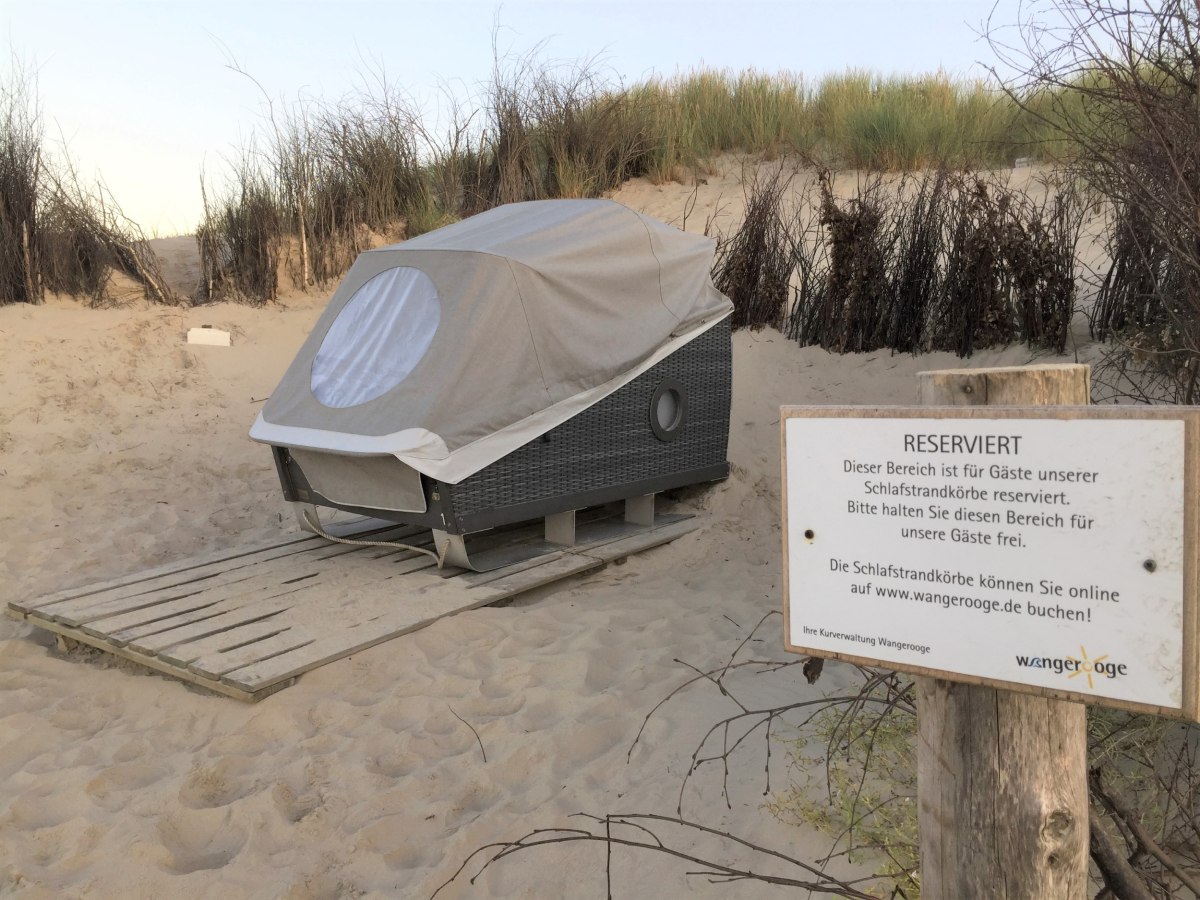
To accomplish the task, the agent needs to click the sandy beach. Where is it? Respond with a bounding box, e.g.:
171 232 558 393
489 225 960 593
0 164 1101 898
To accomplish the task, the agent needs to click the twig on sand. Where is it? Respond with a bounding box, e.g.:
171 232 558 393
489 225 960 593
449 705 487 763
429 812 878 900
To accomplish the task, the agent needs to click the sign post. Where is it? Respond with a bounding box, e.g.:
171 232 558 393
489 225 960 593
916 365 1087 900
781 365 1200 899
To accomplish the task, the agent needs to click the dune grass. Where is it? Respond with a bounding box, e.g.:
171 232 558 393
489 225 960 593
663 69 812 163
812 70 1018 169
197 61 1066 303
5 35 1102 309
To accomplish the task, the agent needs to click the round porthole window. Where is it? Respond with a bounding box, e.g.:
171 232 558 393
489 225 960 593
649 378 687 441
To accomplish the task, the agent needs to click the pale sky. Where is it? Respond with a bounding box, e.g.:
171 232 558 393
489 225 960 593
2 0 1025 235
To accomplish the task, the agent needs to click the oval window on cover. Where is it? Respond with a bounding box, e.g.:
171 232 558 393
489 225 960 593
311 266 440 408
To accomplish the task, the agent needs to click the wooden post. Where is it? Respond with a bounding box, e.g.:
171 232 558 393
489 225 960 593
916 364 1090 899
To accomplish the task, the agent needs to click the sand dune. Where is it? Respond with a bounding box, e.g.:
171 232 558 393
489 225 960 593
0 165 1101 898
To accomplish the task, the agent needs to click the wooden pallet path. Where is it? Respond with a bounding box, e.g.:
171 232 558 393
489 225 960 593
6 516 699 701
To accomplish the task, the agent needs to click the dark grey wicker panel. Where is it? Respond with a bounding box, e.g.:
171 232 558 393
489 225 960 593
449 317 731 516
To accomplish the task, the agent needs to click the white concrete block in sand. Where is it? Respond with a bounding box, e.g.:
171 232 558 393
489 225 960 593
187 326 231 346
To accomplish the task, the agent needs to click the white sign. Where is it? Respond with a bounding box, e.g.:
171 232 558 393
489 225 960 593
784 412 1187 710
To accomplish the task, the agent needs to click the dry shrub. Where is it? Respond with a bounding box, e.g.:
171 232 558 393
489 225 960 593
39 209 104 299
887 170 949 351
467 50 657 214
788 169 1080 357
814 172 894 352
991 0 1200 403
789 171 946 354
2 59 174 307
0 61 42 304
711 165 795 331
933 178 1013 355
1003 182 1077 353
198 162 280 305
1089 198 1198 402
932 175 1075 357
40 169 176 307
199 69 453 300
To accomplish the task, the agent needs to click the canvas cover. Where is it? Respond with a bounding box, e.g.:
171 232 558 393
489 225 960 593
250 199 733 484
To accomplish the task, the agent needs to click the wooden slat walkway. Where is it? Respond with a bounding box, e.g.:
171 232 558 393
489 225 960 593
6 517 699 701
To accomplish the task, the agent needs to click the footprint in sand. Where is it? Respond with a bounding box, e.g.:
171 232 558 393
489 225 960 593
46 694 112 735
488 744 550 792
203 733 272 758
351 814 440 871
278 871 356 900
519 699 564 731
477 665 534 698
441 776 502 829
490 747 560 814
454 687 525 719
359 735 420 779
6 781 84 829
156 807 247 874
549 718 628 779
271 782 322 824
410 629 460 664
495 624 558 657
376 703 422 733
111 735 156 764
86 761 168 813
407 721 474 760
411 671 473 701
177 757 258 809
583 653 624 692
